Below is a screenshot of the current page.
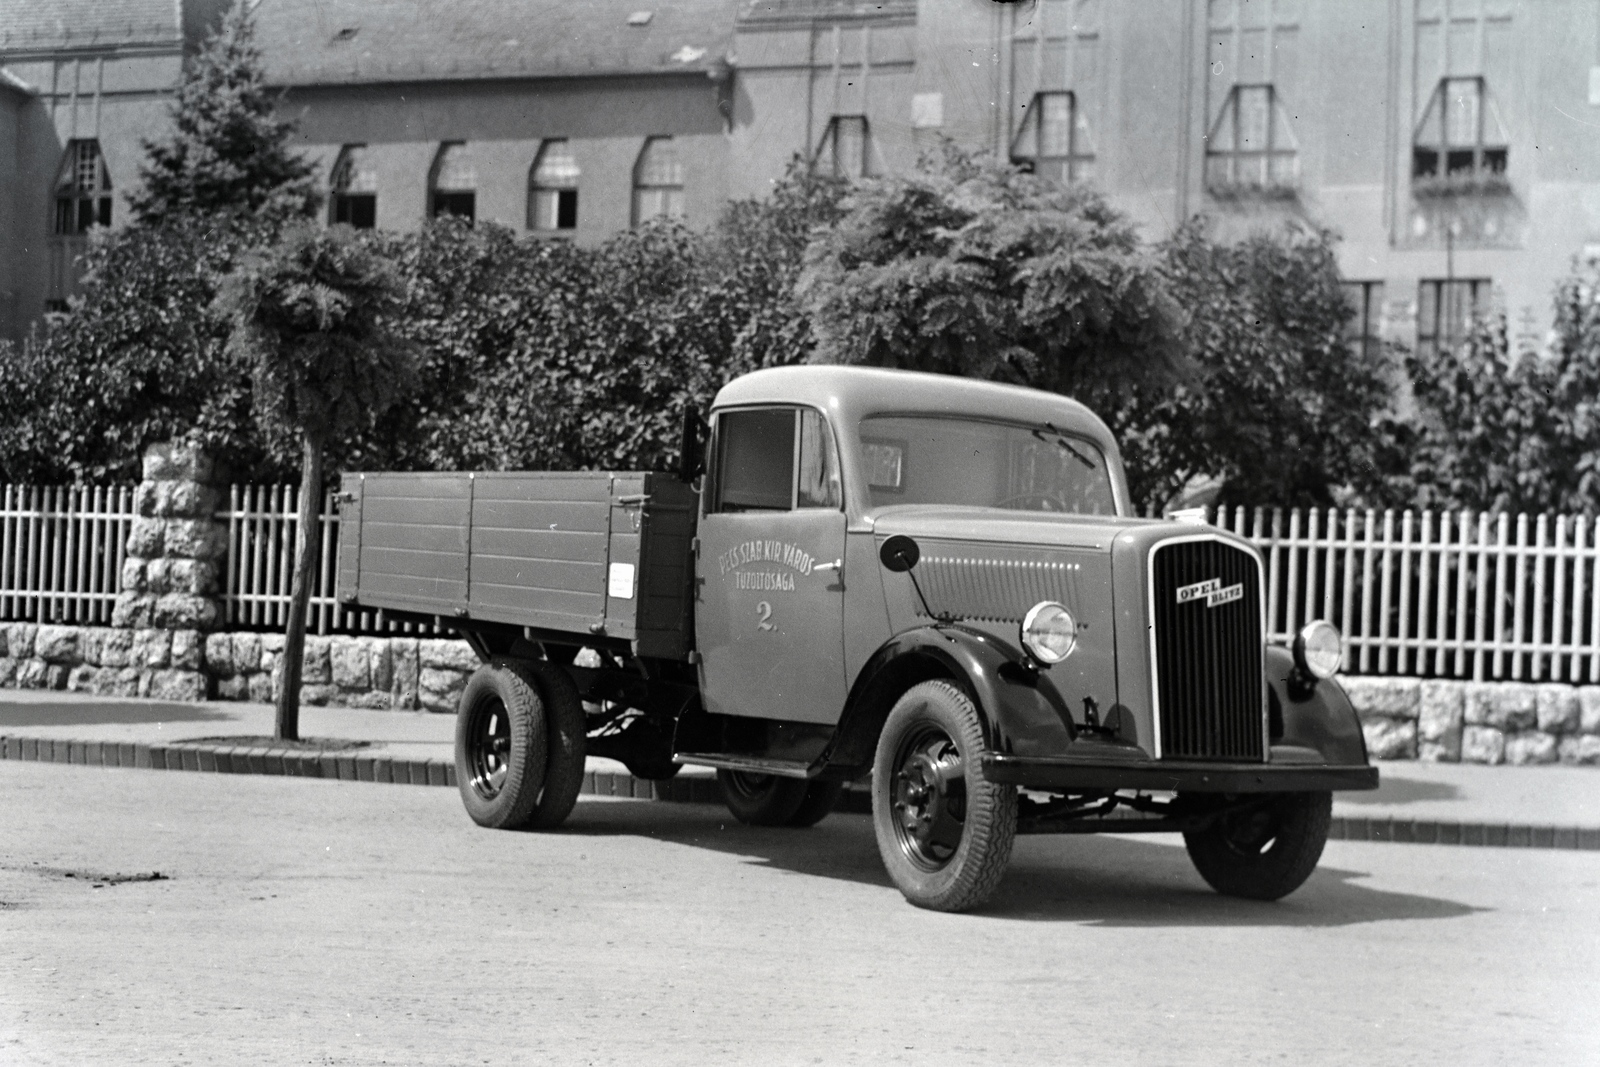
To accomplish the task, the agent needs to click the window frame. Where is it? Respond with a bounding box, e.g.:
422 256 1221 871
1204 83 1299 198
1412 76 1510 195
53 139 113 236
1008 91 1095 184
708 405 844 516
329 144 378 229
1416 278 1491 360
429 142 477 223
812 115 872 179
528 139 580 232
632 136 685 227
1341 281 1384 364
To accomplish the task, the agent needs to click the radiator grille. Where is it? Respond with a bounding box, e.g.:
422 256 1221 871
1149 538 1265 762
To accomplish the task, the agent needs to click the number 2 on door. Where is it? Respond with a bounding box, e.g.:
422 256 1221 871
755 601 775 631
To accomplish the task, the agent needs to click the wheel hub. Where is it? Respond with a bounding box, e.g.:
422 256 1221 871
467 698 511 801
890 730 966 871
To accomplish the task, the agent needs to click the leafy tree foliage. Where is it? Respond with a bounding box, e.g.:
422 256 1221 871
0 217 267 483
216 224 415 738
1120 219 1398 510
796 145 1183 398
1402 262 1600 515
130 0 318 226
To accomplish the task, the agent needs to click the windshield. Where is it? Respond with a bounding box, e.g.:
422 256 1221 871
858 415 1118 516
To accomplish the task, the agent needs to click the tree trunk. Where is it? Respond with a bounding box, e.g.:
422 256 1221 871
275 432 323 742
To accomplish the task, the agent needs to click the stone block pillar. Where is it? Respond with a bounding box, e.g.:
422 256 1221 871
112 443 228 633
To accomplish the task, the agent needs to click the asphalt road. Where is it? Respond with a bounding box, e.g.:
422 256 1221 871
2 762 1596 1067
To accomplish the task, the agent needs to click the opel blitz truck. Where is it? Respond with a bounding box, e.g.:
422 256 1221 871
336 366 1376 912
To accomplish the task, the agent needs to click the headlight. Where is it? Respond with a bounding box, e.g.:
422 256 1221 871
1021 601 1077 665
1294 620 1343 679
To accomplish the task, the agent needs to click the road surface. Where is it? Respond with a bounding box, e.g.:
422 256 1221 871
1 760 1596 1066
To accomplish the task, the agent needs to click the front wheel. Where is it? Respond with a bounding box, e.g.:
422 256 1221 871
871 680 1016 912
1182 791 1332 901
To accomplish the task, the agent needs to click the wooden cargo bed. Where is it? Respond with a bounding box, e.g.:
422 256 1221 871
335 471 698 658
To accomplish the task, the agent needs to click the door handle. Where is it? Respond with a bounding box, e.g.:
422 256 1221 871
814 559 843 576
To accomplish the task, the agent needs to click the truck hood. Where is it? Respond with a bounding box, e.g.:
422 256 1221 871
867 504 1168 553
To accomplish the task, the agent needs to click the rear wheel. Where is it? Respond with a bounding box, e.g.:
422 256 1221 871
520 661 587 830
1182 791 1332 900
871 680 1016 912
455 663 548 829
785 779 846 828
717 770 810 826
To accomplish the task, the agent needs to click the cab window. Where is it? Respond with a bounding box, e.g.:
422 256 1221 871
713 407 842 513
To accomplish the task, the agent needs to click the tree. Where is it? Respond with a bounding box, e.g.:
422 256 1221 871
1402 259 1600 514
216 224 416 740
1121 219 1398 510
129 0 318 227
795 144 1183 399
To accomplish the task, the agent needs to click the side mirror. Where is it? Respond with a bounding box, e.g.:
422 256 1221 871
879 534 920 573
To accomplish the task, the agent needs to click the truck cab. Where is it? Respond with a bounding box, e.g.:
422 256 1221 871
339 365 1376 912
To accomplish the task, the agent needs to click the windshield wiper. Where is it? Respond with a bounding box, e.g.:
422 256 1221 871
1034 422 1097 470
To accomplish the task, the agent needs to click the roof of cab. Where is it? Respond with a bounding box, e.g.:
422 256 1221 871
711 365 1119 452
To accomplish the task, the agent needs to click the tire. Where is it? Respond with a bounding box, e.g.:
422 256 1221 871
717 770 810 826
623 759 682 782
1183 790 1332 901
871 680 1016 912
519 660 587 830
785 779 846 828
455 662 548 830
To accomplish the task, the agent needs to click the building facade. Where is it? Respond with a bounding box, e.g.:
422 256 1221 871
4 0 1600 361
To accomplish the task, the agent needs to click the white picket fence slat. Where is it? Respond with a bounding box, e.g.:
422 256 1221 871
5 482 1600 672
0 484 135 626
1213 505 1600 683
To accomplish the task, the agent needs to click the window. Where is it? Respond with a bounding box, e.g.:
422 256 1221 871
53 140 112 235
1413 77 1509 193
857 415 1117 516
1342 282 1384 363
329 145 377 229
712 408 841 514
528 140 579 231
632 137 684 226
1417 278 1490 360
1205 84 1298 196
813 115 872 179
1009 91 1095 183
430 142 476 221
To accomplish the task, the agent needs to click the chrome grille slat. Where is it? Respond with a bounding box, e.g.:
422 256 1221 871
1150 538 1265 762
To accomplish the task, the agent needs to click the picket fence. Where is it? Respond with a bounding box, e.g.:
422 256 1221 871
3 482 1600 681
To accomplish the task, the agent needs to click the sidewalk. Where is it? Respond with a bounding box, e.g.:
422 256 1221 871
2 690 1597 848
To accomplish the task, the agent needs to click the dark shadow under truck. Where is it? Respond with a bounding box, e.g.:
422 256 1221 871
335 365 1376 912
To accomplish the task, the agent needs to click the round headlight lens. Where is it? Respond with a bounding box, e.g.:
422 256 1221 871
1295 620 1343 680
1021 601 1077 664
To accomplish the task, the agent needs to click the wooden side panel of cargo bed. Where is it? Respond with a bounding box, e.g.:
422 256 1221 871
354 474 470 613
467 473 610 631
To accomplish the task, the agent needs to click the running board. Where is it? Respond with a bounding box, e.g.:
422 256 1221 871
672 753 813 779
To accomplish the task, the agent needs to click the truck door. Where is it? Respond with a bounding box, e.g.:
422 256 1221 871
696 406 848 724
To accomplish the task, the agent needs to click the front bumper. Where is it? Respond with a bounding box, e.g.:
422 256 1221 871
983 753 1379 794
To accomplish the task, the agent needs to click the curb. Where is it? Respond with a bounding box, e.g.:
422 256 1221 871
4 734 1598 850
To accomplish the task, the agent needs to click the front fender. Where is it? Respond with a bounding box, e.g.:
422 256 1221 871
1266 645 1370 766
820 624 1077 778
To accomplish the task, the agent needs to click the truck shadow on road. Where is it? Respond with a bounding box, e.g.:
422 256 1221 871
562 799 1483 927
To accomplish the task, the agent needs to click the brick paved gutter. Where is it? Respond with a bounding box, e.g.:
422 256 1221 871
5 732 1597 850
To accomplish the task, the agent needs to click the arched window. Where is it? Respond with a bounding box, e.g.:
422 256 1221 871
528 140 579 231
329 145 377 228
632 137 684 226
53 140 112 235
430 142 476 221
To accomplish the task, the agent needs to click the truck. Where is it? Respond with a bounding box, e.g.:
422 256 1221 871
335 365 1377 912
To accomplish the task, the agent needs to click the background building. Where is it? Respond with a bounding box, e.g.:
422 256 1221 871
4 0 1600 362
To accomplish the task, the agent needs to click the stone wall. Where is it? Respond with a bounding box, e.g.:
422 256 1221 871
3 620 1600 764
1338 676 1600 765
0 622 477 713
111 443 227 633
